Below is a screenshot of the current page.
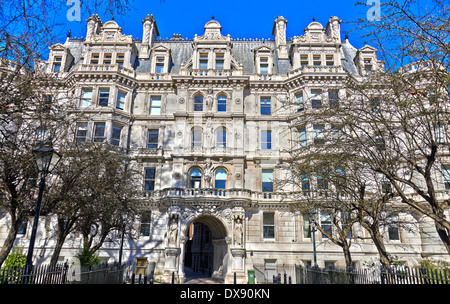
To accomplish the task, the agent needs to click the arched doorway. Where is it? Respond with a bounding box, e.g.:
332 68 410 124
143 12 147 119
183 215 229 281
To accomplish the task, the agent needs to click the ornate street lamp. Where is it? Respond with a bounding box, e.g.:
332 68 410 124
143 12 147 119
25 140 61 273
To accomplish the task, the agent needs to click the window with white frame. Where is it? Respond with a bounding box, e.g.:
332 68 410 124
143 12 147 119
311 90 322 109
296 92 304 112
260 97 271 115
156 57 165 73
103 53 112 65
111 124 122 146
214 169 227 189
387 214 400 241
216 127 227 147
90 53 99 64
194 95 204 111
320 211 332 238
442 165 450 189
261 130 272 150
300 54 308 66
191 127 202 147
313 55 321 66
147 129 159 149
298 127 307 147
116 53 125 66
302 174 310 191
260 57 268 74
144 168 156 191
53 57 62 72
262 169 274 192
139 211 152 237
75 122 88 142
116 91 126 110
328 90 339 107
263 212 275 239
98 88 110 107
215 53 224 70
199 53 208 69
150 96 161 115
313 125 324 145
217 95 227 112
190 168 202 188
326 55 334 66
93 122 106 142
81 88 93 107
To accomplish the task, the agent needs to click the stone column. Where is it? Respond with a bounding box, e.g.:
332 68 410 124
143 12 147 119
225 248 246 283
163 247 180 283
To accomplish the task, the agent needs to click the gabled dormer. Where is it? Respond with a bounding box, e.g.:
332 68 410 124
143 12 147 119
254 45 274 75
354 45 380 76
47 43 73 73
151 44 171 74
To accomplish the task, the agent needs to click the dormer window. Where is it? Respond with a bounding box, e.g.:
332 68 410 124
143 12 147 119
199 53 208 69
260 57 268 74
215 53 224 70
326 55 334 66
53 57 62 72
156 57 165 73
301 55 308 66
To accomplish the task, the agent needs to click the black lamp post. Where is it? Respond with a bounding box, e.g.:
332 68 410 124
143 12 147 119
25 140 61 273
310 214 318 268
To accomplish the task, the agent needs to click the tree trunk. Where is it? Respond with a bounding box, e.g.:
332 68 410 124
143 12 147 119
0 215 24 268
435 221 450 255
362 222 391 268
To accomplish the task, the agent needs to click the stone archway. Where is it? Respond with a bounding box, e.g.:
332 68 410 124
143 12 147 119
181 215 229 282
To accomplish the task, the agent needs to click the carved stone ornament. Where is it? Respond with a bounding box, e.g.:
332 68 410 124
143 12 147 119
174 172 181 179
230 248 246 257
235 98 241 104
165 248 180 256
235 172 242 180
179 98 185 104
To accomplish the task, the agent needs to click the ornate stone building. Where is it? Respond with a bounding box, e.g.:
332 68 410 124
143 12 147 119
2 14 449 284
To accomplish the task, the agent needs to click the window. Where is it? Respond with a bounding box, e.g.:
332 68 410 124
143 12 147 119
215 169 227 189
111 125 122 146
261 130 272 150
260 97 271 115
75 123 88 142
435 123 446 143
199 53 208 69
216 127 226 147
156 57 165 73
217 95 227 112
18 221 28 235
442 165 450 189
53 57 62 72
116 53 125 66
136 258 148 276
341 211 353 238
320 212 332 238
262 169 274 192
81 88 92 107
98 89 110 107
328 90 339 107
387 215 400 241
375 135 386 151
190 169 202 188
147 129 159 149
103 53 112 65
91 53 99 65
326 55 334 66
300 54 308 66
144 168 156 191
313 55 321 66
302 214 312 238
317 171 328 190
313 125 324 145
296 92 304 112
263 212 275 239
371 98 380 112
116 91 126 110
139 212 151 237
150 96 161 115
215 54 224 70
302 174 310 190
260 57 268 74
191 127 202 147
93 122 105 142
194 95 203 111
380 173 391 193
298 127 307 147
311 90 322 109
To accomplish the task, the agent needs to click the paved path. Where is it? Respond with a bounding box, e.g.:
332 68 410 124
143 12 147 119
183 267 224 284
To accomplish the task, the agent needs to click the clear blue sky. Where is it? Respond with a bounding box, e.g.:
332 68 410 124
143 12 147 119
62 0 371 47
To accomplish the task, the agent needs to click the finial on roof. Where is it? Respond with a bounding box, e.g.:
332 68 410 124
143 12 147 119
212 16 215 20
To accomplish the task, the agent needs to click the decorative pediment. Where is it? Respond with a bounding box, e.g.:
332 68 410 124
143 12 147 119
195 20 230 42
49 43 67 51
87 20 133 44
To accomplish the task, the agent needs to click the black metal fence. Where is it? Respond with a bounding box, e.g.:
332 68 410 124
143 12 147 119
1 262 126 284
295 265 450 284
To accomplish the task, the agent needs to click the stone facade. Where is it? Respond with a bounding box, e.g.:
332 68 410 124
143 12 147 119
1 14 449 284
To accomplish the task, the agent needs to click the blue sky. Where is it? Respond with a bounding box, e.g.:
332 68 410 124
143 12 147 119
62 0 371 48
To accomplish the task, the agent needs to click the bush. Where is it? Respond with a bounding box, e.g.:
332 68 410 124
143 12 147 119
75 248 101 267
2 247 26 268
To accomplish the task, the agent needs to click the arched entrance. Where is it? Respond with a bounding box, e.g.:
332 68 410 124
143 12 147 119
182 215 229 282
